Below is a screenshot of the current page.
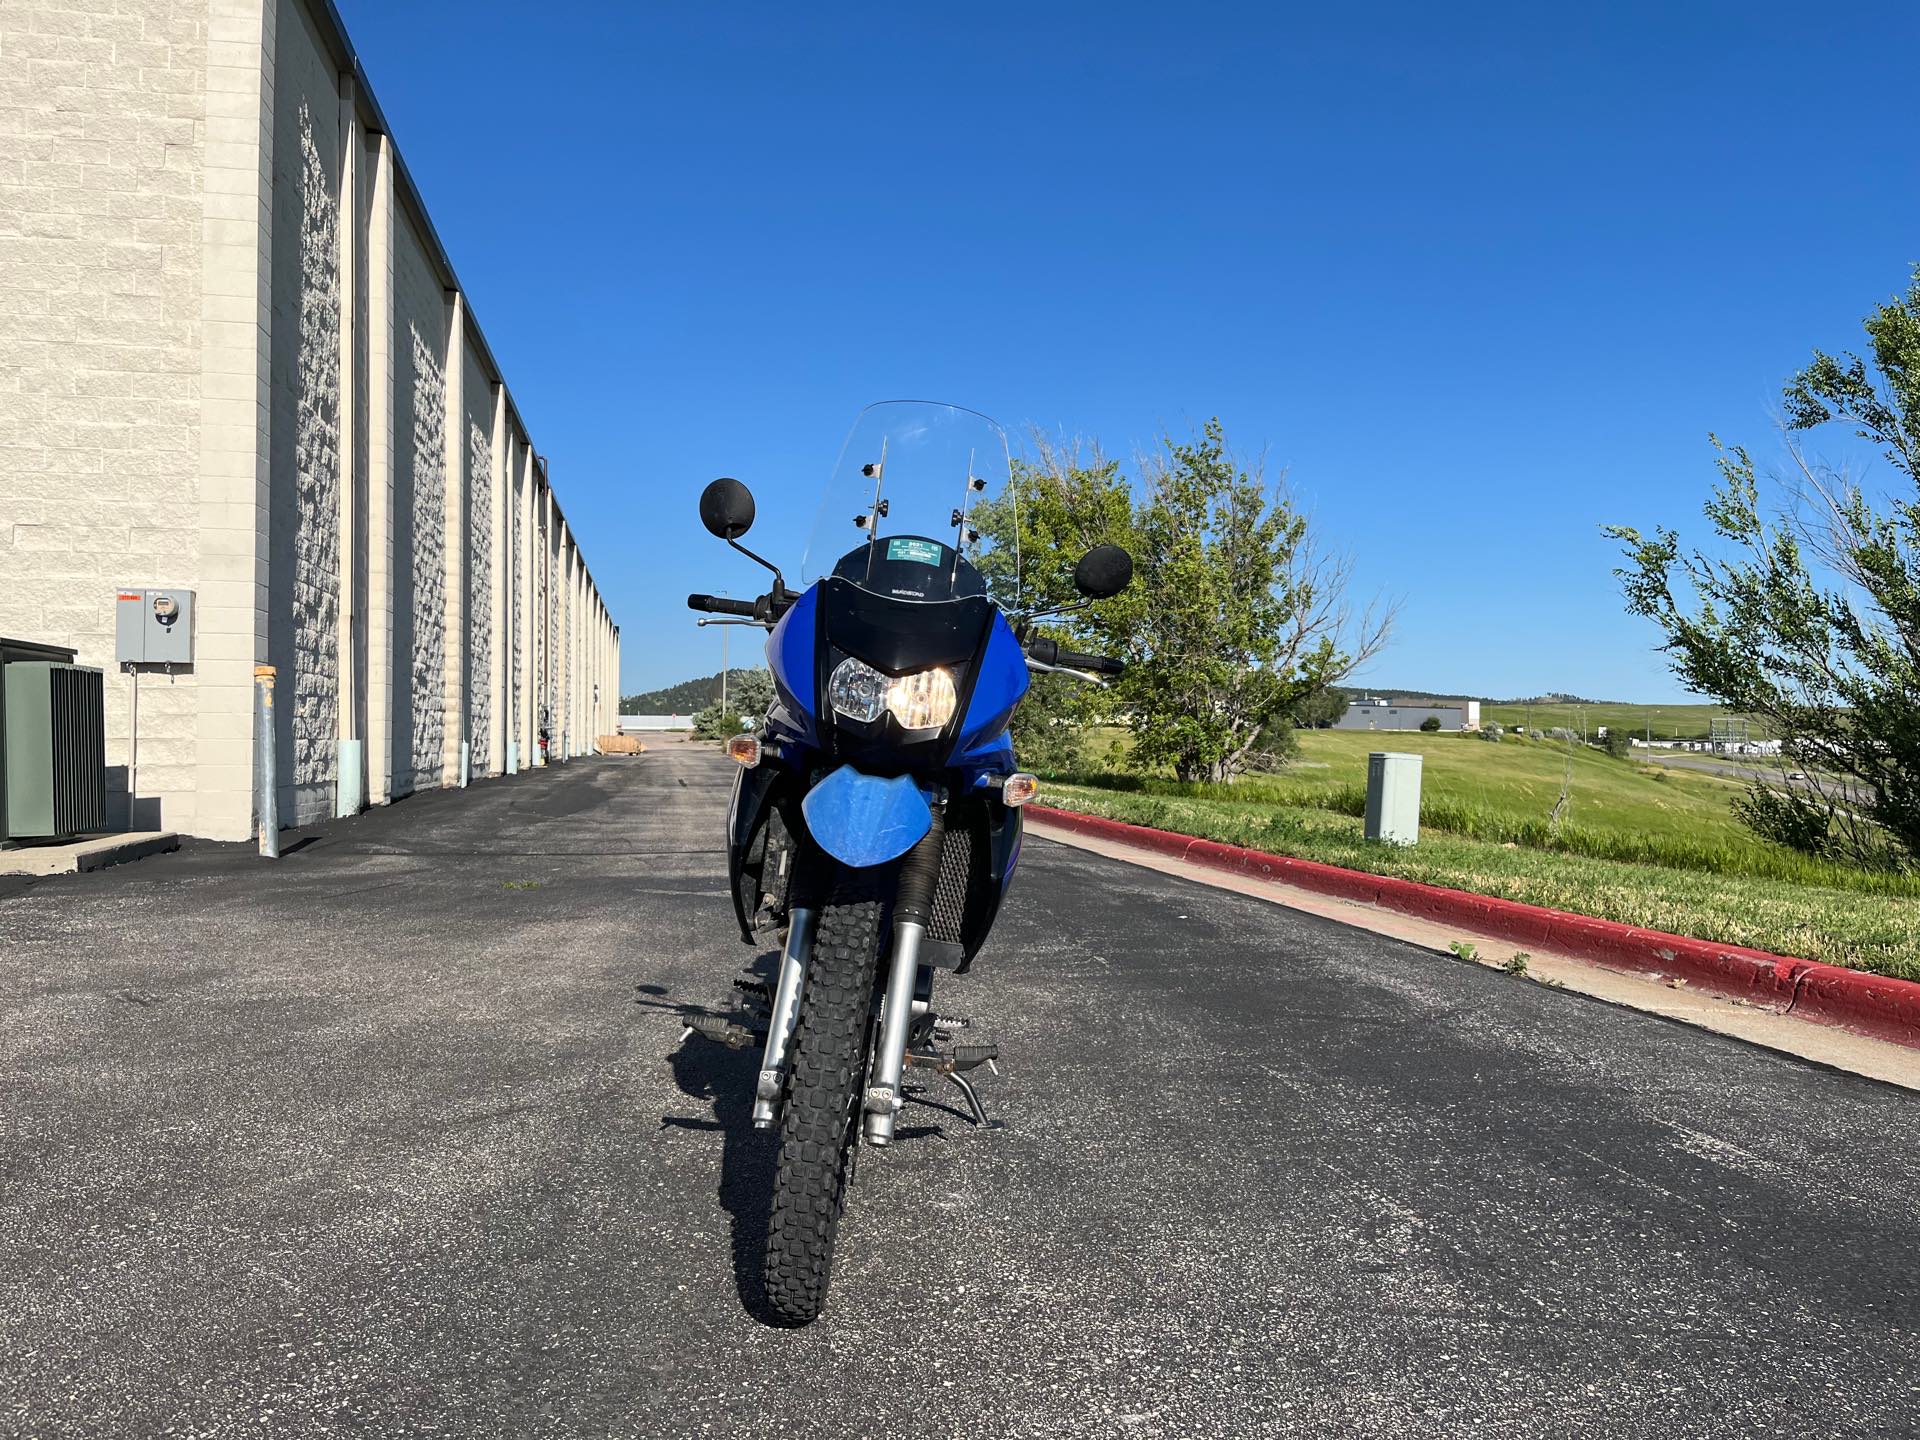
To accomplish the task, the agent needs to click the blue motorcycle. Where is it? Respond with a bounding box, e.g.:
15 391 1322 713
686 401 1132 1324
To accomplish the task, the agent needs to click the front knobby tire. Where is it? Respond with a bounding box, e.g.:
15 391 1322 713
763 879 883 1325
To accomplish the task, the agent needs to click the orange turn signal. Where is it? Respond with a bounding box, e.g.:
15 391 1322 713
1001 772 1039 806
726 735 762 768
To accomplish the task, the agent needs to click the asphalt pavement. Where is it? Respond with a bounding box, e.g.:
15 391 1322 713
3 740 1918 1438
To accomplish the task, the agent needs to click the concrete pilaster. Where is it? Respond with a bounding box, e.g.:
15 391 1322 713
487 386 508 775
193 0 277 843
555 524 570 757
364 131 395 805
440 291 466 784
518 450 536 764
542 482 556 757
333 71 363 815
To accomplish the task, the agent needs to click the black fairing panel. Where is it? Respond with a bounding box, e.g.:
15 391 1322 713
726 759 797 944
818 577 992 675
963 800 1022 971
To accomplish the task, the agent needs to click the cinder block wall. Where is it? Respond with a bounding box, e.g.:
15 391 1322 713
0 0 624 841
0 1 210 831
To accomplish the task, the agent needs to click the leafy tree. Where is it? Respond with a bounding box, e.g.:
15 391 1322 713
1244 720 1301 772
972 436 1137 775
1117 420 1390 783
731 667 774 722
690 668 774 742
976 421 1388 785
1291 686 1349 729
1600 727 1633 759
1610 267 1920 866
691 702 740 741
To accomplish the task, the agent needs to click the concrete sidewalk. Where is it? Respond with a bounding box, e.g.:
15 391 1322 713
0 831 178 877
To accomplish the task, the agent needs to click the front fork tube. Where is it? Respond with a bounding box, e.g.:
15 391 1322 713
752 906 816 1130
863 805 945 1147
863 919 926 1146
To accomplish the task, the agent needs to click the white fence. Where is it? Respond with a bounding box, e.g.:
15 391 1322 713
619 715 696 732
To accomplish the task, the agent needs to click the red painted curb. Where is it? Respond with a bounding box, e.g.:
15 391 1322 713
1026 804 1920 1052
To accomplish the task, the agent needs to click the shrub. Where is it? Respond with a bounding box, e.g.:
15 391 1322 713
1601 728 1634 759
1244 720 1302 772
1419 716 1442 733
692 702 746 741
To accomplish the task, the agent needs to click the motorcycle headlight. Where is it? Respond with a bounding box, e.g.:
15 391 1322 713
829 657 889 723
886 667 956 731
828 659 959 732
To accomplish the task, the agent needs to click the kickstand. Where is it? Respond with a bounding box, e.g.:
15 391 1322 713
946 1071 989 1127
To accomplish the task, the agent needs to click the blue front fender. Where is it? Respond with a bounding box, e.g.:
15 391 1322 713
801 764 933 869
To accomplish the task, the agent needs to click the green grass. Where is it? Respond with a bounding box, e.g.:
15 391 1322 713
1069 730 1810 871
1478 700 1768 742
1040 730 1920 979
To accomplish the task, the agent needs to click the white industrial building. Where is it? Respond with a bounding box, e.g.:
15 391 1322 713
1335 696 1482 732
0 0 620 842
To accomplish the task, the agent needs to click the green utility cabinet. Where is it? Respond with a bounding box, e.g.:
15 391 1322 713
1364 751 1422 847
2 655 106 842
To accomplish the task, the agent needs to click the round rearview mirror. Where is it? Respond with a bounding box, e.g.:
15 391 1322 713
1073 544 1134 599
699 477 756 540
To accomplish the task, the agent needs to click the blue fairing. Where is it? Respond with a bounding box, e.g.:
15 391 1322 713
767 583 822 748
953 612 1029 762
802 765 934 868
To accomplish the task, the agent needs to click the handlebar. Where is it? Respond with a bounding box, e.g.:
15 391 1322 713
687 586 800 624
1025 636 1126 677
687 593 761 619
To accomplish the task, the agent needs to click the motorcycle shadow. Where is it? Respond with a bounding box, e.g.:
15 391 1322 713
658 953 786 1324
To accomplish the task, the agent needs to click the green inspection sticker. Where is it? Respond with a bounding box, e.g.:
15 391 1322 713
886 538 944 566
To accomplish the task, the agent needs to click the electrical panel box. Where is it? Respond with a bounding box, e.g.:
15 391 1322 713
115 588 194 666
1364 751 1422 846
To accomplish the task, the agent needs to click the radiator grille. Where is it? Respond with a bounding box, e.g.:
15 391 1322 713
49 665 105 834
929 821 975 948
3 662 105 840
929 818 976 944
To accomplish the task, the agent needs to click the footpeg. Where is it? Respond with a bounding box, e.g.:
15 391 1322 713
905 1042 998 1075
683 1012 763 1049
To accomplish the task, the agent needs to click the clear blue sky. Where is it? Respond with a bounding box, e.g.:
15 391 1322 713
338 0 1919 700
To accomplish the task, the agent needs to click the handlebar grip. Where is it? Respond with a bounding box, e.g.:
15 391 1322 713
687 593 760 618
1026 636 1125 676
1059 648 1125 676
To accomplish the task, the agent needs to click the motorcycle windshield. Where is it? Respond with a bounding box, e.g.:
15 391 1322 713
803 401 1018 606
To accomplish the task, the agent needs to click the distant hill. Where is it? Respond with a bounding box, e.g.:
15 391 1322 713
621 668 767 715
1341 686 1624 706
1336 685 1486 706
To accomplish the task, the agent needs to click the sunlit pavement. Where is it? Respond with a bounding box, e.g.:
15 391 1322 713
3 741 1917 1438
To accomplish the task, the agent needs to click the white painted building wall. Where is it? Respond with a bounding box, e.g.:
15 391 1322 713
0 0 622 841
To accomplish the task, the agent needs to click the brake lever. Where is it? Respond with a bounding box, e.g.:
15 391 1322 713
1025 657 1106 687
695 618 773 630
